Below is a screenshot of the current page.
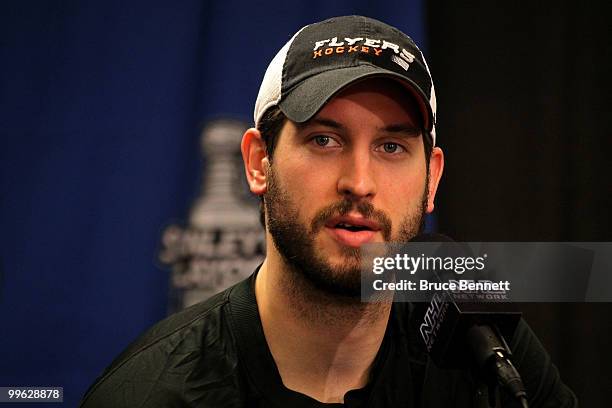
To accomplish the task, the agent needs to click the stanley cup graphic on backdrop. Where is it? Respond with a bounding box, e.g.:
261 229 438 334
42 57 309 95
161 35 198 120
160 120 265 310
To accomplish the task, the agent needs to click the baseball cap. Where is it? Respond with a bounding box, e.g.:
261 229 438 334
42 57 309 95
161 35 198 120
254 15 438 145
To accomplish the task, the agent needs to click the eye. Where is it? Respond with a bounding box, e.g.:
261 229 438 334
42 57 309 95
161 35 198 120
383 143 399 153
376 142 406 154
315 135 330 146
311 135 341 148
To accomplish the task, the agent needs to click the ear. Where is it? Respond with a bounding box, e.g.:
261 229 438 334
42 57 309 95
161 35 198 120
426 147 444 214
241 128 269 195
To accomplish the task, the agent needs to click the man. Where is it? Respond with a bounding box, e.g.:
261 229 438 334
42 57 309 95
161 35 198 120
81 16 577 407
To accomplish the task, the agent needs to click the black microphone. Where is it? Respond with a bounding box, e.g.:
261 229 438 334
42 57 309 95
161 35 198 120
410 233 528 408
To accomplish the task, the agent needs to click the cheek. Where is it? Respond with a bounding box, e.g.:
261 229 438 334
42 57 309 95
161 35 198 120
377 166 427 205
271 159 333 217
275 149 336 190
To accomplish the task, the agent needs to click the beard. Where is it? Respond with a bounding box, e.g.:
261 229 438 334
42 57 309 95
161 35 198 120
264 165 428 299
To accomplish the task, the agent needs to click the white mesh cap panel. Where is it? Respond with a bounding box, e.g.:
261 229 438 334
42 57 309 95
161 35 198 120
253 27 307 126
428 83 437 146
419 52 437 146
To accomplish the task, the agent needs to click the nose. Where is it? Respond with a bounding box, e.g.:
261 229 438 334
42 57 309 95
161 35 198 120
336 149 377 200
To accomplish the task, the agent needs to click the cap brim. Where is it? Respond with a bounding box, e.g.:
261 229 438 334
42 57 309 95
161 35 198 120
278 65 432 131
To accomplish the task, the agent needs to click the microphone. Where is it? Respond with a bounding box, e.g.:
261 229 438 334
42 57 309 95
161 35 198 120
409 233 528 407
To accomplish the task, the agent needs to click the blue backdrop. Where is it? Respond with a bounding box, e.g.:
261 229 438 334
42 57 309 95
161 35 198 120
0 1 425 406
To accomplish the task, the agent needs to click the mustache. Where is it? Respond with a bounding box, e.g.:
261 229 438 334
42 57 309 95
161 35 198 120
310 199 392 241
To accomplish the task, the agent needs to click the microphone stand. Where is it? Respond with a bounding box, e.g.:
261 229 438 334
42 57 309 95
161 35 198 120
409 234 529 407
467 324 529 408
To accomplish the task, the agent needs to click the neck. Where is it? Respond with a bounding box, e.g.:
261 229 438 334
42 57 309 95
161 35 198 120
255 248 392 403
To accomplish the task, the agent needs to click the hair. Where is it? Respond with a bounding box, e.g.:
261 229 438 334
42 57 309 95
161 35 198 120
257 106 287 162
255 105 434 227
256 107 286 226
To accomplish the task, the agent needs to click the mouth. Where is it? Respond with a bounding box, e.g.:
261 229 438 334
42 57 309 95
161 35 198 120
324 215 381 247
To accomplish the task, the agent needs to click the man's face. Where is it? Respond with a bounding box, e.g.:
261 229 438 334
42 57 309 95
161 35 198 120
263 78 437 297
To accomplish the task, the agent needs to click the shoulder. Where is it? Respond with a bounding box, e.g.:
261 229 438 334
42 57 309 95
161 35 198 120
420 317 578 407
397 304 577 407
509 318 578 407
80 285 245 408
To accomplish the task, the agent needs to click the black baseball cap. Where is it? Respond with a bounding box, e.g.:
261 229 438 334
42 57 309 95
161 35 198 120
254 15 438 145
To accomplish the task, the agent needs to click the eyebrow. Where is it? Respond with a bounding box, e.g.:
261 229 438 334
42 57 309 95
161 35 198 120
296 117 421 138
295 117 344 131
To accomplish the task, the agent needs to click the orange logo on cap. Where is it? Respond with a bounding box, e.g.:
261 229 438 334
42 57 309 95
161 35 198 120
313 46 383 59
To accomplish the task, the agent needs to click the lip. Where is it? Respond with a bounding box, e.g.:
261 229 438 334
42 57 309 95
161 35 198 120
324 214 382 231
325 227 377 247
324 214 381 248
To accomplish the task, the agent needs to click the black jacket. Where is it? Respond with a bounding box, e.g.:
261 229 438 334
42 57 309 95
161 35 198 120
81 272 577 407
